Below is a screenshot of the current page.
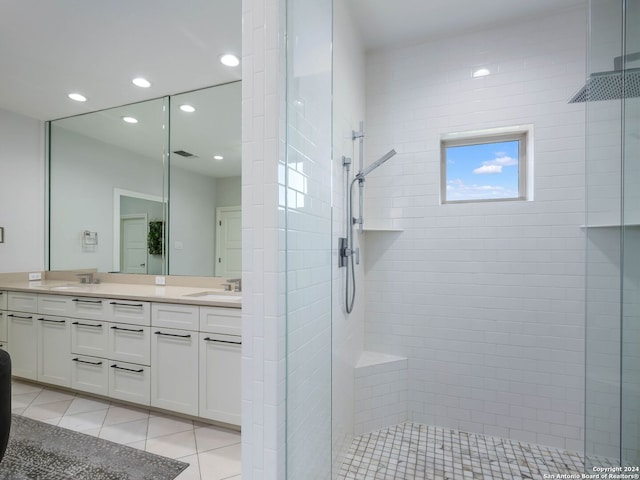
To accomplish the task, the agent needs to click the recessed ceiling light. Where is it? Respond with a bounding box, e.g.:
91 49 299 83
122 116 138 124
68 93 87 102
220 54 240 67
132 77 151 88
213 155 224 160
472 68 491 78
180 104 195 113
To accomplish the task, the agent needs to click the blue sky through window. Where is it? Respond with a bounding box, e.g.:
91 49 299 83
445 140 520 202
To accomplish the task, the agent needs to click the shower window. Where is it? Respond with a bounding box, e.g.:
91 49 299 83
441 129 530 203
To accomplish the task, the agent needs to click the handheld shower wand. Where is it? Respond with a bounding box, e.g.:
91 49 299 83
340 123 397 314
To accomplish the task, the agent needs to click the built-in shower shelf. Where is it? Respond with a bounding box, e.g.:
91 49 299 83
362 227 404 232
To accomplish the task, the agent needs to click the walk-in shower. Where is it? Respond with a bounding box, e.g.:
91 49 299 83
339 122 396 313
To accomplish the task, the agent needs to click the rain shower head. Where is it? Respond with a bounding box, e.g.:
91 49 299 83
569 52 640 103
357 149 397 179
569 68 640 103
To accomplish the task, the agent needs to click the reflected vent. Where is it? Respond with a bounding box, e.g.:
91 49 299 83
173 150 196 157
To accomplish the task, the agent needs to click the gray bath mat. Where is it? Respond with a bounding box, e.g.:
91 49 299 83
0 414 188 479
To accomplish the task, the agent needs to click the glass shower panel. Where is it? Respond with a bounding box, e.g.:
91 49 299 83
621 0 640 466
584 0 624 466
284 0 333 478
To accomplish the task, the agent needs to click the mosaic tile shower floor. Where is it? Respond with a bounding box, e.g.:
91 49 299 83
338 422 617 480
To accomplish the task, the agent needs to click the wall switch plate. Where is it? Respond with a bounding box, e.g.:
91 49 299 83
28 272 42 281
155 276 166 285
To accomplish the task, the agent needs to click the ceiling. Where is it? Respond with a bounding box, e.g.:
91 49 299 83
0 1 586 126
0 0 241 121
346 0 586 51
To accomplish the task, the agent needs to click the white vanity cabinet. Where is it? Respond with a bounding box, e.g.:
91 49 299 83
199 333 241 424
0 291 8 351
198 306 241 424
7 310 37 379
151 324 199 416
7 292 38 379
3 288 242 426
70 355 108 396
36 316 70 387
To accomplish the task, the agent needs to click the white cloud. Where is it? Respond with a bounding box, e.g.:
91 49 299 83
446 178 518 201
472 155 517 175
488 155 517 167
474 164 502 174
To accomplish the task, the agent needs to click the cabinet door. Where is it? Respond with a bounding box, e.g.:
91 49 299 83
69 297 108 321
199 307 241 336
38 295 72 317
0 311 7 342
7 312 37 379
0 291 7 310
70 355 108 396
152 303 199 331
199 333 241 425
108 300 150 326
151 327 198 415
71 319 108 357
109 361 151 406
36 316 71 387
7 292 38 313
109 324 150 365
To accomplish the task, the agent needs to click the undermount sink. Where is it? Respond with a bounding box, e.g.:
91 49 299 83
184 291 242 302
48 284 93 291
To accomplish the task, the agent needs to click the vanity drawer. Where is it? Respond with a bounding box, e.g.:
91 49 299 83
38 294 72 316
0 291 7 310
69 297 108 321
8 292 38 313
200 306 241 336
109 361 150 406
108 323 151 365
71 319 108 357
0 311 6 342
152 303 199 331
71 355 108 396
108 300 150 326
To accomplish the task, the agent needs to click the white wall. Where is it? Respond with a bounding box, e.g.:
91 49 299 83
168 167 217 276
216 176 241 207
49 127 164 272
363 7 587 451
332 0 366 473
0 108 45 273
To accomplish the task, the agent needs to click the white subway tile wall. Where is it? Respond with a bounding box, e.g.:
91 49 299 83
332 0 368 475
354 355 408 435
362 7 587 451
241 0 287 478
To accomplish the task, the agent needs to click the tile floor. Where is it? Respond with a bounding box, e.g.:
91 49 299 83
11 379 241 480
338 422 618 480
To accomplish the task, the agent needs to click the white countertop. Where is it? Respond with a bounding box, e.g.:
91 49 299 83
0 280 242 309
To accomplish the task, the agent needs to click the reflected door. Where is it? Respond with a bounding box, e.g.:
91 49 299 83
121 215 148 274
215 207 241 278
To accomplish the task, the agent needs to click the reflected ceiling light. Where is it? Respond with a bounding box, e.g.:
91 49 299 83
132 77 151 88
213 155 224 160
472 68 491 78
68 93 87 102
122 116 138 124
220 54 240 67
180 104 195 113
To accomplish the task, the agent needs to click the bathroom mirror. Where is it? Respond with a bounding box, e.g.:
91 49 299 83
48 82 241 277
